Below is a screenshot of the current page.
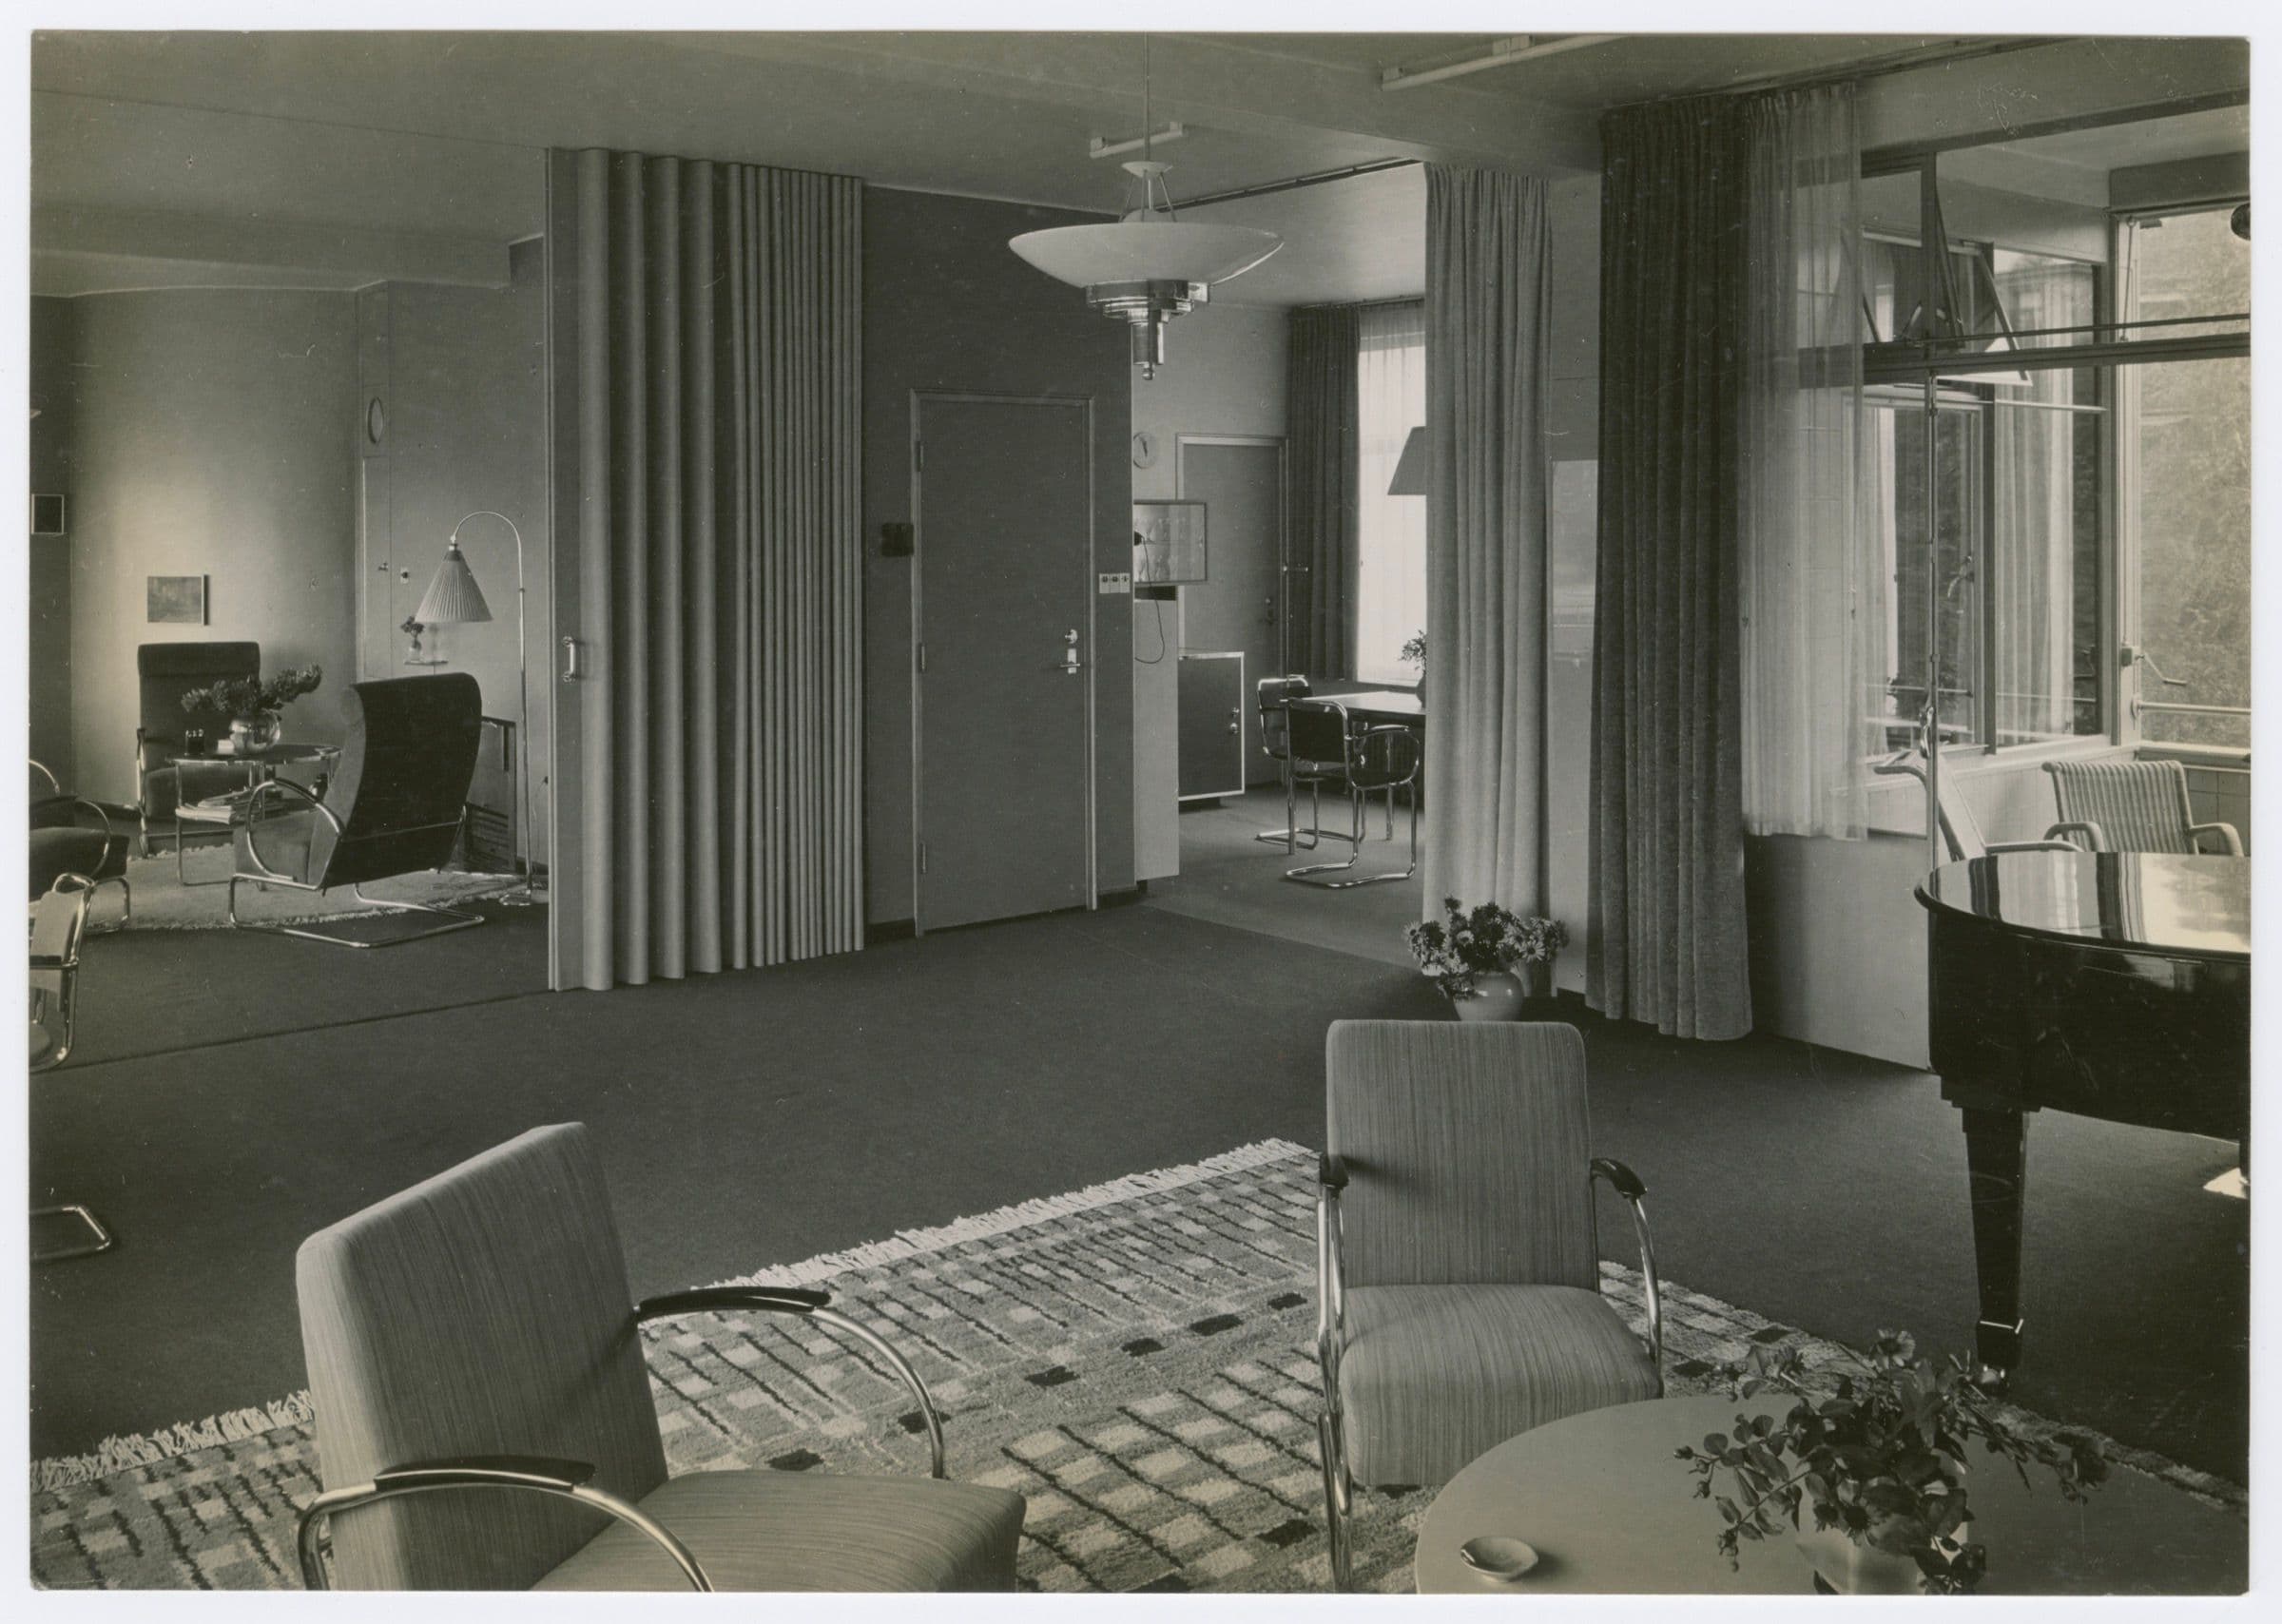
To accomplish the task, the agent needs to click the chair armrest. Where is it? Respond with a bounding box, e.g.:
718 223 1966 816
30 758 62 797
1985 838 2084 856
235 779 342 885
295 1453 712 1592
639 1286 944 1479
2041 821 2106 852
1315 1154 1349 1388
1590 1158 1663 1394
2191 821 2244 856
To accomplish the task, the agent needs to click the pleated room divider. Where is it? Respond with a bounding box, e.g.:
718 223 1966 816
547 148 864 990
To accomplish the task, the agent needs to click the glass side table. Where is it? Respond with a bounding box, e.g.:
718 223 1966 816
164 744 341 887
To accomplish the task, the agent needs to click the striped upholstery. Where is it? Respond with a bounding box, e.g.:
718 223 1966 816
2044 758 2237 855
1325 1021 1653 1491
1327 1021 1598 1290
1336 1286 1659 1485
299 1123 1025 1592
533 1471 1025 1592
298 1125 671 1589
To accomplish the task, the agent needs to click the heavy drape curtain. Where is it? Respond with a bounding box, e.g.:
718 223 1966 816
1590 97 1754 1040
1736 86 1879 839
565 148 862 990
1421 165 1552 917
1355 300 1427 684
1286 304 1361 676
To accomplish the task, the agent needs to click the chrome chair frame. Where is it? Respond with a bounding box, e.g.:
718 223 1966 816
296 1283 950 1591
1313 1149 1662 1593
1283 702 1421 890
30 760 131 930
30 874 115 1264
1251 676 1356 855
228 780 484 948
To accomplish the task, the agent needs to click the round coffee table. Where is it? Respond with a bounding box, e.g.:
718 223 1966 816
1415 1395 2244 1595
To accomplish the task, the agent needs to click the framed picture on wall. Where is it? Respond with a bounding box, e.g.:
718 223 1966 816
146 574 209 626
1132 499 1207 586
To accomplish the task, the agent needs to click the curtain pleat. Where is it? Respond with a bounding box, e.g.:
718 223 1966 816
1589 100 1754 1041
1286 304 1362 677
567 148 862 989
1421 166 1552 921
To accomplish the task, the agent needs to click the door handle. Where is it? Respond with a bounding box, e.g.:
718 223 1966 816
560 636 586 683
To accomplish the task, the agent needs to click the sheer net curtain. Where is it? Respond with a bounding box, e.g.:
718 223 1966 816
1355 302 1426 684
1737 85 1880 840
1990 260 2094 744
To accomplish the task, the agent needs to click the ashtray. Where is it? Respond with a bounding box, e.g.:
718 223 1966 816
1459 1536 1540 1582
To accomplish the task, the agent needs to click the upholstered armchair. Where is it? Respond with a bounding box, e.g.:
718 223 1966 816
1315 1020 1662 1590
294 1123 1026 1591
229 673 484 946
133 641 261 856
2043 757 2242 856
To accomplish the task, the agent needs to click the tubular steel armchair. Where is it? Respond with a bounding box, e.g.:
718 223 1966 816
1315 1021 1662 1591
230 674 485 947
1873 748 2099 861
133 641 261 858
294 1123 1025 1592
1282 699 1421 889
30 874 114 1263
30 760 130 930
2042 757 2242 856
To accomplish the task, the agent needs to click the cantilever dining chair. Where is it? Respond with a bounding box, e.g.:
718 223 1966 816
1254 675 1349 852
1315 1021 1662 1590
2042 757 2242 855
1283 700 1421 889
295 1123 1026 1591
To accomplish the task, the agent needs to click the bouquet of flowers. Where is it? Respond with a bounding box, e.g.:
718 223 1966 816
1404 897 1568 997
180 664 323 720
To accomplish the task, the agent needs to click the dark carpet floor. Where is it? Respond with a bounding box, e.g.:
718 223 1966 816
30 899 2248 1488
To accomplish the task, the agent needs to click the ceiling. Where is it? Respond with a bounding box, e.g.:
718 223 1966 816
27 30 2251 302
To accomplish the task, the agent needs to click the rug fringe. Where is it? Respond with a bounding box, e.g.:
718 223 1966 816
33 1391 317 1494
702 1137 1312 1292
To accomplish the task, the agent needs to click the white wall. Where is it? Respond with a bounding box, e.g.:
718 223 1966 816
62 288 359 806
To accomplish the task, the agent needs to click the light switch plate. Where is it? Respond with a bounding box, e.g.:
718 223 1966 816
1097 571 1132 595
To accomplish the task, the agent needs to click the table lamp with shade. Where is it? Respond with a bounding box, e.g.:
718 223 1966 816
413 511 541 900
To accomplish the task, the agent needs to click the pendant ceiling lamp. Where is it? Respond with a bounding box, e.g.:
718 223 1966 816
1008 39 1281 379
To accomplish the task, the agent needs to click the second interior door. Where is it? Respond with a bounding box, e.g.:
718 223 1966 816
1176 437 1285 786
915 393 1094 931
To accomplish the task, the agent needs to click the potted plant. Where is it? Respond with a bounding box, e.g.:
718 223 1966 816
181 664 323 755
1405 898 1569 1020
1399 628 1426 679
1675 1332 2108 1595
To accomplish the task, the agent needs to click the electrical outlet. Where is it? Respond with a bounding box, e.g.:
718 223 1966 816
1097 571 1132 595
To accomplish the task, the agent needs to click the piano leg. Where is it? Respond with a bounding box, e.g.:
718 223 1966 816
1959 1104 2027 1385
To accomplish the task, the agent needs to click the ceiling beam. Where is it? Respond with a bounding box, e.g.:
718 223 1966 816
33 204 513 290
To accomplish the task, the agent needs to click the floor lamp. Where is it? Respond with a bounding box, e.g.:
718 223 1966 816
415 511 543 901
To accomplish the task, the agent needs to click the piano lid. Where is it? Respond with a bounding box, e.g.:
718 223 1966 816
1918 851 2248 961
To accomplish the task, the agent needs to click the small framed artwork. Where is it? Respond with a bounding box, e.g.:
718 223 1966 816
29 493 66 535
147 574 209 626
1132 499 1207 586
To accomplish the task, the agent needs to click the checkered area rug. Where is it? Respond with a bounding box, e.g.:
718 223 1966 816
29 1139 2245 1592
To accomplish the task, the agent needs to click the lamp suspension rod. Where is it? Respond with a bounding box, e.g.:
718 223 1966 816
1179 158 1416 211
1381 34 1619 92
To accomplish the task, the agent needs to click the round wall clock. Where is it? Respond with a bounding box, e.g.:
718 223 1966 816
1131 431 1158 470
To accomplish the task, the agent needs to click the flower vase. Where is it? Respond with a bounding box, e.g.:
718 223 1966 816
229 712 283 755
1451 972 1525 1022
1794 1521 1969 1595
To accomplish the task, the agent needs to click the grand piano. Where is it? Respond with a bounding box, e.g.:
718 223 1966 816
1916 849 2249 1380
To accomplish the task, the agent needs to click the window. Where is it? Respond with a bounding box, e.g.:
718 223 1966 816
1353 301 1425 685
1862 126 2248 764
2119 208 2252 749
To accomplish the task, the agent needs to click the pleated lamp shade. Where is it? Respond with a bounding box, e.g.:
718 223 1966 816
1387 426 1429 496
415 544 493 626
